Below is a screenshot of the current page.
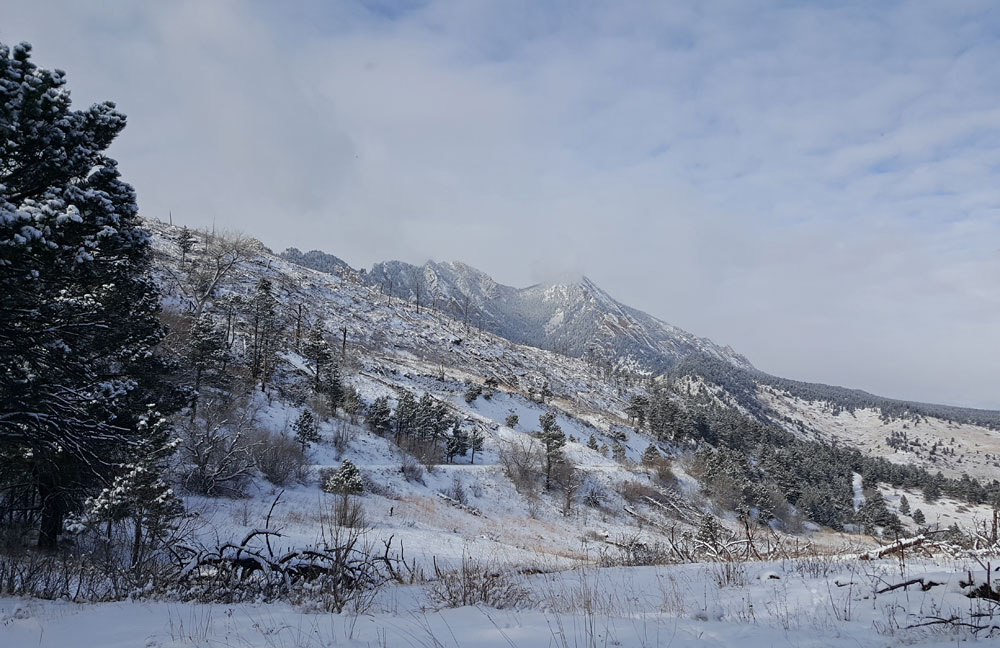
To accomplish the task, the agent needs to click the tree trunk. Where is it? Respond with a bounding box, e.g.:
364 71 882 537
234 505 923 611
37 482 63 550
131 516 142 567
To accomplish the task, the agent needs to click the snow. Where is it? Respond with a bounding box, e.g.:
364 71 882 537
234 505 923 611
852 472 865 511
3 557 997 647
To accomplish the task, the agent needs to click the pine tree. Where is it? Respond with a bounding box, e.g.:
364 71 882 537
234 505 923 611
341 385 363 424
587 434 599 451
505 413 519 428
912 508 926 525
898 494 910 515
0 41 181 548
86 407 183 565
695 513 721 553
302 322 332 390
293 410 320 449
538 412 565 490
923 476 942 503
325 460 363 494
625 395 649 430
393 391 418 441
641 443 661 466
612 440 627 463
365 396 392 436
318 362 344 411
189 314 227 397
469 427 484 465
247 277 281 385
445 422 468 463
176 226 195 262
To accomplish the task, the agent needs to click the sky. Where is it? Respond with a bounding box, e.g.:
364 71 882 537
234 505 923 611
3 0 999 408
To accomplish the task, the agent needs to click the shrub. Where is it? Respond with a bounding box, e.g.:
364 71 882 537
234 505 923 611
620 480 661 504
505 413 519 428
248 430 309 486
400 453 425 483
498 437 544 494
428 555 531 609
464 383 483 403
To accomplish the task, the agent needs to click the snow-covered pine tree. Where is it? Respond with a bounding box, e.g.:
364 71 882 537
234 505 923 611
365 396 392 436
0 41 181 548
695 513 721 553
246 277 281 385
189 314 227 398
302 322 332 390
469 426 484 465
504 413 519 428
393 391 418 441
641 443 661 466
86 407 183 565
612 440 627 463
445 421 468 463
538 412 565 491
176 225 195 262
341 385 363 423
325 460 363 494
293 410 320 449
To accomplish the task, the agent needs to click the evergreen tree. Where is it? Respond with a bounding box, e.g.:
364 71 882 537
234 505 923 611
612 440 627 463
393 391 418 441
325 460 363 494
176 226 195 262
246 277 281 385
445 422 468 463
189 314 227 397
365 396 392 436
86 407 183 565
302 322 332 391
587 434 599 451
538 412 565 490
341 385 363 424
293 410 320 449
898 494 910 515
505 413 519 428
469 426 484 465
641 443 661 466
0 41 180 548
695 513 721 552
625 394 649 429
856 490 892 534
318 362 344 411
923 475 942 503
912 508 926 525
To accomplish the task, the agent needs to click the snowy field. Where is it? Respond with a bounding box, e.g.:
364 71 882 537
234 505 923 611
3 556 998 647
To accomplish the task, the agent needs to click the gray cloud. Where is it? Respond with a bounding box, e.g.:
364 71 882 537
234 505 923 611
3 0 998 407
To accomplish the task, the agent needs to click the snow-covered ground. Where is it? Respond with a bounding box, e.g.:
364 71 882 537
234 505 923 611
4 556 997 647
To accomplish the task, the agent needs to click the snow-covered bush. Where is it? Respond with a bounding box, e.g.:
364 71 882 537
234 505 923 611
428 555 531 610
324 460 364 495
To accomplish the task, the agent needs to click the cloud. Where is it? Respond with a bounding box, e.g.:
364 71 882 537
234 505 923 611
2 0 999 407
